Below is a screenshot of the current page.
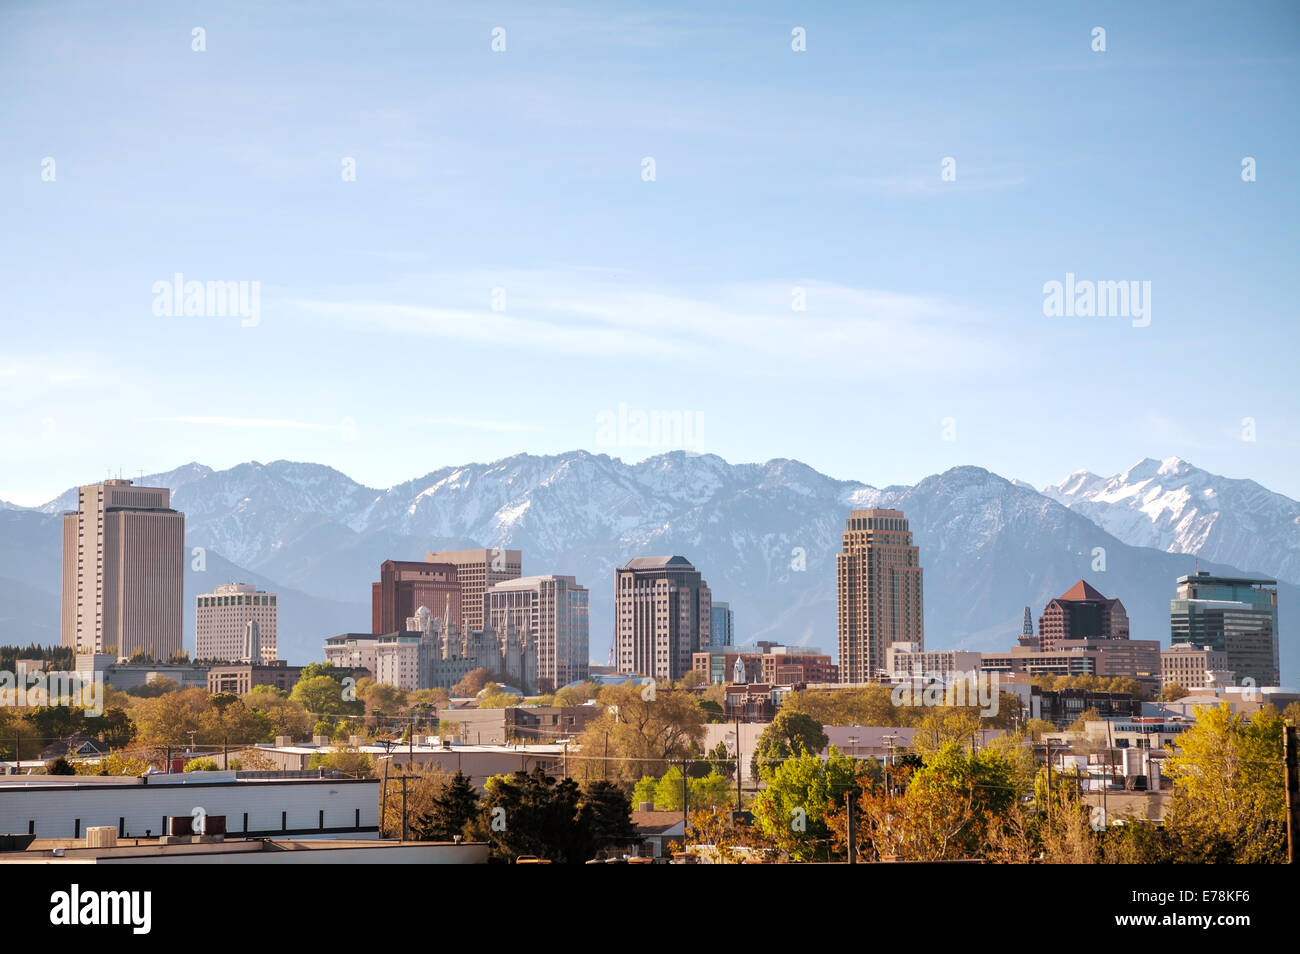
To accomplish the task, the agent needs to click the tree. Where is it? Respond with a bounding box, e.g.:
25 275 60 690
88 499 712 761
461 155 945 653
910 707 983 758
199 693 272 745
125 676 180 699
473 766 592 863
1021 718 1056 742
579 779 640 857
477 683 524 710
291 673 360 717
184 757 220 772
553 681 601 707
452 668 494 697
412 770 480 841
1066 707 1102 734
131 687 212 745
753 748 874 861
1161 683 1190 702
1162 703 1286 863
86 707 135 748
573 682 705 781
750 710 829 781
243 691 312 741
308 747 374 778
45 756 76 775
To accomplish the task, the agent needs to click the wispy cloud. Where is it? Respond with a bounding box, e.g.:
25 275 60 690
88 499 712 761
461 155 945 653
283 270 1016 379
154 416 323 430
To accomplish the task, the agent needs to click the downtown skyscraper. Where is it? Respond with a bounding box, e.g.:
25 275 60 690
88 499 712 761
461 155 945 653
60 479 185 659
836 508 924 684
614 556 712 682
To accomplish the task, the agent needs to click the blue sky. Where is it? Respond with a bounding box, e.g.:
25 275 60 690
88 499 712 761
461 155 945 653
2 0 1298 505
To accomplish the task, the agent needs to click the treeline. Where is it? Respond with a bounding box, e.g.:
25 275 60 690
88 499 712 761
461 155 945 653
382 766 641 863
686 703 1293 864
0 644 75 673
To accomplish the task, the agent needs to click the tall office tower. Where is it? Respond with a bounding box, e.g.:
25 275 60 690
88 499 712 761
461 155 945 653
614 556 712 682
1170 571 1279 687
60 479 184 658
196 582 278 663
1038 580 1129 652
372 560 461 634
836 509 924 684
711 602 734 648
425 548 522 632
485 575 590 691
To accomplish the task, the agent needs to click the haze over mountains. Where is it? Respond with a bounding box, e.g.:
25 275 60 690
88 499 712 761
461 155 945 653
1 452 1295 684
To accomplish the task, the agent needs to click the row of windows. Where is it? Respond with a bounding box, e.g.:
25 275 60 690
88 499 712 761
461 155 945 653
197 594 276 608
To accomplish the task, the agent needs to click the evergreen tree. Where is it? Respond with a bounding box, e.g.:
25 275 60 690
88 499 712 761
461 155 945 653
414 770 480 841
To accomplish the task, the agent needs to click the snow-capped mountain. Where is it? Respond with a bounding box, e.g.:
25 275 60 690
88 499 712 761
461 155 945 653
6 451 1296 683
1044 457 1300 585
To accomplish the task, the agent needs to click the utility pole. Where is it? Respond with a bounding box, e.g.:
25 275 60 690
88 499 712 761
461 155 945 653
563 741 569 780
400 775 409 842
734 716 742 810
1045 738 1053 821
682 758 689 833
846 790 856 865
603 731 609 781
380 750 390 838
1284 724 1299 864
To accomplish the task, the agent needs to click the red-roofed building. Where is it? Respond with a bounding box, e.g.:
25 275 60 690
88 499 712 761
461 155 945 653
1039 580 1130 652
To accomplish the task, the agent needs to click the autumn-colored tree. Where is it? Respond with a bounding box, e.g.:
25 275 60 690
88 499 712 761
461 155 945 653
1160 683 1190 702
452 668 494 697
131 687 212 745
573 682 704 781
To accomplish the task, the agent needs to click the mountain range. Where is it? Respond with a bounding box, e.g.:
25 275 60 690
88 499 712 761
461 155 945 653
1 452 1295 684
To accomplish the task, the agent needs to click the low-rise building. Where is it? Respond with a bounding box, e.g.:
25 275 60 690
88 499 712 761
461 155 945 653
207 661 303 695
0 771 378 840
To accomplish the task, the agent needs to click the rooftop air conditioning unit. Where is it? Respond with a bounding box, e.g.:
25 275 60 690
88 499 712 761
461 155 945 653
85 826 117 849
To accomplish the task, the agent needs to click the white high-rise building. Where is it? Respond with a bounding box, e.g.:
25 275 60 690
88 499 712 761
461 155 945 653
485 575 589 691
196 583 278 663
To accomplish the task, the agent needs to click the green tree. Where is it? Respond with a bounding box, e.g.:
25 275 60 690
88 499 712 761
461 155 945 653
752 747 874 861
1160 683 1190 702
579 779 640 857
750 710 829 780
413 770 480 841
291 674 359 717
45 756 77 775
1163 703 1286 863
473 766 592 863
184 757 220 772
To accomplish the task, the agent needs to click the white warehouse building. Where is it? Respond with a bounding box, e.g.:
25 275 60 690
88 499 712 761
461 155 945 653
0 772 378 840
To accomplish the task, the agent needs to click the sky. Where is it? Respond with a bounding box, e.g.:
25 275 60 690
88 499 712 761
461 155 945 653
2 0 1298 505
